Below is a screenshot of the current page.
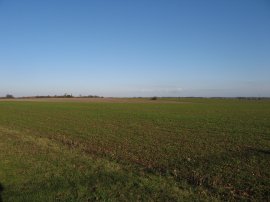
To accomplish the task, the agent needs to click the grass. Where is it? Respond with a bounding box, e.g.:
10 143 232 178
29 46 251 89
0 98 269 201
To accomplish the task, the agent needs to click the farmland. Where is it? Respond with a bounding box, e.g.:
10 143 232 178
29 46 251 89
0 98 269 201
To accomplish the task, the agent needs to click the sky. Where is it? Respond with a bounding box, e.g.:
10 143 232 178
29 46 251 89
0 0 270 97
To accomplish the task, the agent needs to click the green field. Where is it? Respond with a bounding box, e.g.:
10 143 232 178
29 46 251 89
0 98 269 201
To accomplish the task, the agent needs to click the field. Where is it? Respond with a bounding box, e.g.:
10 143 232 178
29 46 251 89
0 98 269 201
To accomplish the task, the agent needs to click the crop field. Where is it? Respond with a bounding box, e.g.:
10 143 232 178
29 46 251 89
0 98 269 201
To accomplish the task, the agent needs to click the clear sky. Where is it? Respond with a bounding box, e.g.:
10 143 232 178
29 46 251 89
0 0 270 97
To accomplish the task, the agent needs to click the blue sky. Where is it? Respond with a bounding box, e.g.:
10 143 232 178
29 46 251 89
0 0 270 97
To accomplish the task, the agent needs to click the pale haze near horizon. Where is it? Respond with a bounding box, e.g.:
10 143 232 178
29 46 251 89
0 0 270 97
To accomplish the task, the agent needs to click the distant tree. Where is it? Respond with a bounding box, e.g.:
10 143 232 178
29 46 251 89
63 93 73 98
6 94 14 99
150 96 157 100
